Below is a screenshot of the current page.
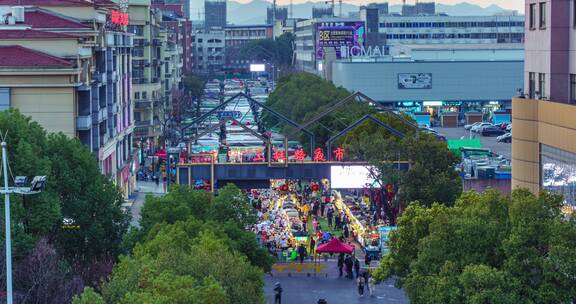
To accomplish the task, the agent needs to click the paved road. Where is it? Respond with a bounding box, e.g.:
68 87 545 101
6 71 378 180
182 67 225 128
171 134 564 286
434 127 511 160
129 181 166 227
264 261 409 304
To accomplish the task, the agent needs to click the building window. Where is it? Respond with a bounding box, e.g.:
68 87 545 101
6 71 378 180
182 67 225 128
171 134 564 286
570 74 576 103
529 72 536 98
142 91 147 99
539 2 547 28
541 144 576 206
0 88 10 111
135 92 140 100
529 3 537 29
538 73 546 99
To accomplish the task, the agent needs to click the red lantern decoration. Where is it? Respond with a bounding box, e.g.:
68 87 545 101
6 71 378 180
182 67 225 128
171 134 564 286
311 183 320 192
280 184 289 192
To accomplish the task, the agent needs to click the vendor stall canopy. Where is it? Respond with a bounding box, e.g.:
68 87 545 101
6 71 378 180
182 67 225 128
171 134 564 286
316 238 355 254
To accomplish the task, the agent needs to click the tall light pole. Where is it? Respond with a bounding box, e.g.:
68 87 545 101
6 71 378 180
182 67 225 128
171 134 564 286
1 142 11 304
0 141 46 304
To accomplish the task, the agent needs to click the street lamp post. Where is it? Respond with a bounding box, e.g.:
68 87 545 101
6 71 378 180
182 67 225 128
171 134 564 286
0 141 46 304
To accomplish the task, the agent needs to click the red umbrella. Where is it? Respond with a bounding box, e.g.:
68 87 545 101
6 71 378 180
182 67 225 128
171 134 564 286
315 238 355 254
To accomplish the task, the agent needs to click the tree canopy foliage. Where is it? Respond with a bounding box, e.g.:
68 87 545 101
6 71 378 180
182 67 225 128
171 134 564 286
0 109 130 302
263 72 369 147
374 189 576 303
80 184 270 303
238 32 295 69
183 73 205 101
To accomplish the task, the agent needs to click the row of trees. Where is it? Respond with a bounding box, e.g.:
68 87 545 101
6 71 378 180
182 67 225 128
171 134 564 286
263 72 462 222
73 185 271 304
374 189 576 303
0 109 130 302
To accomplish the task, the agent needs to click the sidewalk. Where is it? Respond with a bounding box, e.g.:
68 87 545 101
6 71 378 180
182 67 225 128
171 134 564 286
129 181 166 227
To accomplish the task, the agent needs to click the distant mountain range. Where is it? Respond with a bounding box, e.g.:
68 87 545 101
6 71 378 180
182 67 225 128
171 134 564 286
226 1 516 25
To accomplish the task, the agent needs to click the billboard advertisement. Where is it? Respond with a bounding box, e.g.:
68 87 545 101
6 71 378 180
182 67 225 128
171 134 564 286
330 165 376 189
316 21 365 60
398 73 432 89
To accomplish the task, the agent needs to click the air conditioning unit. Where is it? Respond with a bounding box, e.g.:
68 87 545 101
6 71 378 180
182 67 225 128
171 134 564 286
11 6 24 23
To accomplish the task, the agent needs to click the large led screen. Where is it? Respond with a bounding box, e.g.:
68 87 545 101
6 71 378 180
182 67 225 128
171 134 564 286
330 165 376 189
315 21 365 60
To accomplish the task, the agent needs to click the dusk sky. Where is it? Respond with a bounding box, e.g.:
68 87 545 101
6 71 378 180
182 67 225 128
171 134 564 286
190 0 524 16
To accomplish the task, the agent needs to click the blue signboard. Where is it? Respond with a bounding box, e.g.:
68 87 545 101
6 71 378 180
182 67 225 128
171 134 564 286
216 111 242 120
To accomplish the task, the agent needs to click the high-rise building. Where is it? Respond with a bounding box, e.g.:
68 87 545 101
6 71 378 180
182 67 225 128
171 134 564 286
402 1 435 16
512 0 576 209
361 2 389 16
312 6 333 18
267 7 288 25
205 0 226 30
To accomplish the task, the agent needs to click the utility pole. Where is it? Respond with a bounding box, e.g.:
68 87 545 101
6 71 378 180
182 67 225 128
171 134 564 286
2 142 12 304
0 140 46 304
272 0 276 41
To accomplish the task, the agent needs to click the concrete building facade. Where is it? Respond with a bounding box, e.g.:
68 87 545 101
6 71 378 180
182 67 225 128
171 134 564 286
0 0 137 197
512 0 576 209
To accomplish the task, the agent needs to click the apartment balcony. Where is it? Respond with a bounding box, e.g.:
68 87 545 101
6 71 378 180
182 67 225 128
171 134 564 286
135 100 152 109
76 115 92 130
152 38 162 46
135 120 152 127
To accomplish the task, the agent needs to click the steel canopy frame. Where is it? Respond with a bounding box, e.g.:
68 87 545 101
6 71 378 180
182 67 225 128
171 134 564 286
326 114 405 161
288 91 419 138
181 92 316 155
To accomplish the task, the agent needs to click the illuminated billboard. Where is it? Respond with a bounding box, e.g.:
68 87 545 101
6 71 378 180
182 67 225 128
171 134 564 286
330 165 376 189
250 64 266 72
398 73 432 89
315 21 365 60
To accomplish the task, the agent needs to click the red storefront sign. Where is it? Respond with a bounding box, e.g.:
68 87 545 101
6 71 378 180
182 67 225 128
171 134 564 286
111 10 129 25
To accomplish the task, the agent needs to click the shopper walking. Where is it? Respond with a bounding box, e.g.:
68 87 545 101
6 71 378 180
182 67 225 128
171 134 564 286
337 254 344 277
327 207 334 228
368 275 375 297
344 255 354 279
297 243 307 263
274 282 283 304
353 256 361 278
357 275 366 297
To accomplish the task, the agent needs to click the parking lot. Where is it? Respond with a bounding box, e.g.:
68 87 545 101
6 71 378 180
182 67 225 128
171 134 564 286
434 127 511 160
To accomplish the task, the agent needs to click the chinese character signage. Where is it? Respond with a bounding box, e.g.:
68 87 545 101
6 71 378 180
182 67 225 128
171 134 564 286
315 21 365 60
110 10 129 26
313 148 326 162
334 147 345 161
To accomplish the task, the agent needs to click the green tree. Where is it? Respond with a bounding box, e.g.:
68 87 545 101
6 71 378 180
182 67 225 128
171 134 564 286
183 74 205 101
209 184 255 227
72 287 105 304
263 72 369 149
238 32 295 69
374 189 576 303
101 227 264 304
0 110 129 267
46 134 130 264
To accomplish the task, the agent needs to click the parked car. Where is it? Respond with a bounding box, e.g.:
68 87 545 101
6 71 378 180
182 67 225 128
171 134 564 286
471 122 493 133
419 127 447 141
481 125 506 136
464 122 481 130
497 132 512 143
506 124 512 132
